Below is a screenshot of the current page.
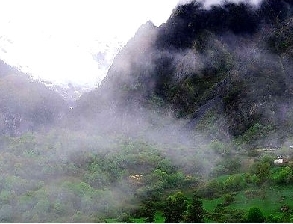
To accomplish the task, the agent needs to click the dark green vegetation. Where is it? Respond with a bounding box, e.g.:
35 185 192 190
2 0 293 222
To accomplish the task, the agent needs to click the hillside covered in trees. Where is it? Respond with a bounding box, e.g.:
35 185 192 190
80 0 293 149
2 0 293 222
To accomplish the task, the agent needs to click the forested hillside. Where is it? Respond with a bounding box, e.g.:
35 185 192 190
78 0 293 149
2 0 293 222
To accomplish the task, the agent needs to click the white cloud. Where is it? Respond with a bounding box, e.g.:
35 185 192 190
197 0 264 8
0 0 179 87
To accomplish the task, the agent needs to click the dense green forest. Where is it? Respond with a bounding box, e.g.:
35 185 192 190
2 0 293 222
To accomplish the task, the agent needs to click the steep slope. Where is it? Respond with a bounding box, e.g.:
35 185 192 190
151 0 293 144
76 0 293 148
0 60 67 136
76 21 158 114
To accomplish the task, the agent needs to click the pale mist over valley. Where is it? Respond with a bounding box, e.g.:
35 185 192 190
0 0 293 223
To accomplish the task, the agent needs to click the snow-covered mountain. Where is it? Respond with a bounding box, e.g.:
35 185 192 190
0 34 125 100
0 34 124 83
0 0 180 100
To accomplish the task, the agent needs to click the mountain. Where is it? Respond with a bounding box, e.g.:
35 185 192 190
75 21 158 116
3 1 293 222
0 59 67 136
76 0 293 149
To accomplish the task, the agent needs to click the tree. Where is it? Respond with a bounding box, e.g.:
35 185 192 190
163 191 188 223
184 193 205 223
140 199 156 222
271 166 293 185
223 193 235 206
251 158 271 185
246 207 265 223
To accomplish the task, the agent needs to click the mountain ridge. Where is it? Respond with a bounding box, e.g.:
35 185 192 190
76 0 293 148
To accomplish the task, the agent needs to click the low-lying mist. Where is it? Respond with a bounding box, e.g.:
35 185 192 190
2 0 293 222
0 103 225 222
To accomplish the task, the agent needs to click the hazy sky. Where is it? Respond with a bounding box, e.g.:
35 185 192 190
0 0 263 87
0 0 179 87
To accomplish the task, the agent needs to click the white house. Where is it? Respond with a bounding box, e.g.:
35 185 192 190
274 158 284 164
